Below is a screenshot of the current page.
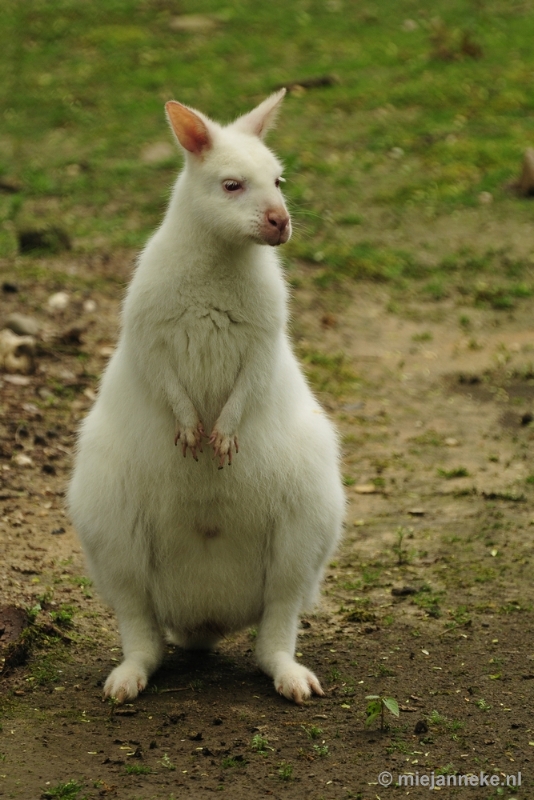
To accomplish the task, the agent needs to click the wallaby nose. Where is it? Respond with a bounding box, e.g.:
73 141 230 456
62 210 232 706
267 209 289 233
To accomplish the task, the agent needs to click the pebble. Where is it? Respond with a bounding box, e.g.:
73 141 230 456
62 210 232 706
13 453 34 468
4 313 40 337
47 291 70 312
0 330 36 374
354 484 378 494
83 299 97 313
3 374 31 386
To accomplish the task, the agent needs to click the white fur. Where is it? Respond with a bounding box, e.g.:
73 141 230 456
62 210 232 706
67 91 345 705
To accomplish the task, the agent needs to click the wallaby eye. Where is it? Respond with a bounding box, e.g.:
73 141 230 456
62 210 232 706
223 180 243 193
275 177 285 188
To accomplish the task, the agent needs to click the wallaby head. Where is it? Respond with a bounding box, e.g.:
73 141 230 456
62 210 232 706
165 90 291 247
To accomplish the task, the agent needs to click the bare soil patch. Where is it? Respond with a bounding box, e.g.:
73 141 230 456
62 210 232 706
1 255 533 799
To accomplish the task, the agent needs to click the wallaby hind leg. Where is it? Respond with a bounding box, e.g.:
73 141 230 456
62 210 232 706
103 597 165 703
255 597 324 704
255 514 334 704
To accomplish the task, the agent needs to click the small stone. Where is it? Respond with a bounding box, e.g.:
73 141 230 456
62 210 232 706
4 313 40 337
99 346 115 358
22 403 42 417
478 191 493 205
445 437 459 447
402 18 419 31
3 374 31 386
407 508 425 516
354 484 378 494
188 731 203 741
83 299 97 313
13 453 33 468
47 291 70 312
2 282 18 293
51 527 66 535
0 329 36 374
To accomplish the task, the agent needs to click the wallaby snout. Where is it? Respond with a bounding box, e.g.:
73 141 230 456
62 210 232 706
263 207 291 246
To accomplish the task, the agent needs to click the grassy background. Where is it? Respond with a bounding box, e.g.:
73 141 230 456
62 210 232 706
2 0 534 302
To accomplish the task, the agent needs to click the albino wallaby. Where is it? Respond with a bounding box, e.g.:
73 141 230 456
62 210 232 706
68 89 344 705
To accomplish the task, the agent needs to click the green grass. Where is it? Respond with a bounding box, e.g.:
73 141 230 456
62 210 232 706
124 764 152 775
2 0 534 302
42 781 86 800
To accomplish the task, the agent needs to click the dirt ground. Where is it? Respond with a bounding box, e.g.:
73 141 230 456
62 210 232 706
1 253 534 799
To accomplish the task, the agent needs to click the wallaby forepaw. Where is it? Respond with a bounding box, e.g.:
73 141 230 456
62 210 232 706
275 663 324 705
175 421 204 460
209 429 239 468
103 662 147 704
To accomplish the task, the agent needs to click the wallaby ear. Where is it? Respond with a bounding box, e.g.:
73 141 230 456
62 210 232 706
232 89 286 139
165 101 212 156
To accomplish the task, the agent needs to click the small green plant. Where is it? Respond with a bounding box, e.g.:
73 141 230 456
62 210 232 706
392 526 412 565
222 756 246 769
69 576 93 598
50 604 76 627
412 331 433 343
160 752 176 770
435 763 457 776
365 695 400 730
303 725 323 739
313 744 329 757
476 698 491 712
438 467 469 479
125 764 151 775
42 781 85 800
278 761 293 781
31 655 60 686
428 709 447 726
412 585 443 618
251 734 272 753
329 666 341 682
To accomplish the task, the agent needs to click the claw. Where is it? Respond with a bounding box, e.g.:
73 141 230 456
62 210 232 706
209 429 239 468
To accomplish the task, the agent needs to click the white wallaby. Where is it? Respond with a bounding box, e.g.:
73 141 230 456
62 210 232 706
67 90 345 705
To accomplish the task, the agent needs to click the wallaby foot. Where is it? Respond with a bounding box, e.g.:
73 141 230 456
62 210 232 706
104 660 149 703
273 655 324 704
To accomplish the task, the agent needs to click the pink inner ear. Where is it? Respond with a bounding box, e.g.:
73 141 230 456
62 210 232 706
166 101 211 155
